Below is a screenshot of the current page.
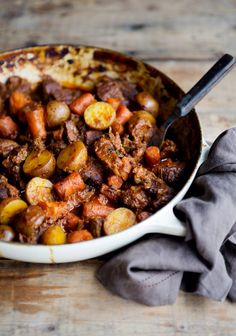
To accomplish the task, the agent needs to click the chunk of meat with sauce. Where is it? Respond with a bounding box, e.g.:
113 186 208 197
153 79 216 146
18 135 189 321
86 218 103 238
85 130 102 146
96 76 137 104
100 184 121 203
121 186 150 211
94 133 133 180
13 205 46 244
0 174 19 200
128 117 155 162
81 157 104 188
0 139 19 157
137 211 152 223
64 120 79 143
2 144 29 187
6 76 31 95
161 139 179 159
133 164 173 209
41 76 81 104
153 159 186 186
66 185 96 209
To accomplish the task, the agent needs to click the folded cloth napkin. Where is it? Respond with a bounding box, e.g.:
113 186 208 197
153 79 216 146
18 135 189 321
96 127 236 306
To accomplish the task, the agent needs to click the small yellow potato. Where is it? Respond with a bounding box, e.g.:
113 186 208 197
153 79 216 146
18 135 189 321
0 224 15 241
23 150 56 178
136 92 159 117
25 177 54 205
129 110 156 127
84 102 116 130
0 197 28 225
41 225 66 245
57 141 88 172
46 100 70 127
103 207 136 235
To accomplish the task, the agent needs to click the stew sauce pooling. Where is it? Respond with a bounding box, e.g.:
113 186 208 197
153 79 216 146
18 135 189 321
0 75 186 245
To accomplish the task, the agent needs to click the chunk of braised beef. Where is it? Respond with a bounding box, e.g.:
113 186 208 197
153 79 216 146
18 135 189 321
161 139 179 159
96 76 137 104
121 186 150 211
136 211 152 223
85 130 103 146
86 218 103 238
81 157 104 188
41 76 81 104
13 205 46 244
153 159 186 186
94 133 133 180
66 185 95 209
2 144 29 187
100 184 121 203
64 120 79 143
48 139 66 156
0 174 20 200
6 76 31 95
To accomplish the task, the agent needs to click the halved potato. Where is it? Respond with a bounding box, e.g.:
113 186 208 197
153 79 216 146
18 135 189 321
129 110 156 127
136 92 159 118
23 150 56 178
84 102 116 130
104 207 136 235
57 141 88 172
0 197 28 225
25 177 54 205
46 100 70 127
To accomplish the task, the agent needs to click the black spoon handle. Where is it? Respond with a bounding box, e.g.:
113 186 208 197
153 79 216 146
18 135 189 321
175 54 236 117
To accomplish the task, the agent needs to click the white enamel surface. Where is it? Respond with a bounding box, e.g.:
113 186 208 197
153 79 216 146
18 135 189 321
0 143 210 263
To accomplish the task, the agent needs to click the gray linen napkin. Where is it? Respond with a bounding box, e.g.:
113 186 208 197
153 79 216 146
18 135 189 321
96 127 236 306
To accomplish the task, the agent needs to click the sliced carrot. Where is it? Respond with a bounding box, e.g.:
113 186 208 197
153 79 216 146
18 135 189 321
54 172 85 200
115 105 133 125
83 196 114 219
25 103 46 139
67 230 93 243
0 116 19 139
111 121 124 135
38 201 69 220
145 146 161 166
107 175 123 189
69 93 95 116
9 91 31 116
106 97 121 111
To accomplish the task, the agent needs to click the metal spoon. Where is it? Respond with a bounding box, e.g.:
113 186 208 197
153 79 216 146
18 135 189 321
157 53 236 147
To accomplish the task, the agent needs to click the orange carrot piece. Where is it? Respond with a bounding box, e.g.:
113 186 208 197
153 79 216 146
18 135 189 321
111 121 124 135
25 103 46 139
64 212 82 232
38 201 69 220
145 146 161 166
106 97 121 111
54 172 85 200
107 175 123 189
83 197 114 219
67 230 93 243
9 91 31 116
116 105 133 125
0 116 19 139
69 93 95 116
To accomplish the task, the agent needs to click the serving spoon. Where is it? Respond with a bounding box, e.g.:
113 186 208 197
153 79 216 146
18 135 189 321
157 53 236 147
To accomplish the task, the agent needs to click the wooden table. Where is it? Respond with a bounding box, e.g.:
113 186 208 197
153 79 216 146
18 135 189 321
0 1 236 335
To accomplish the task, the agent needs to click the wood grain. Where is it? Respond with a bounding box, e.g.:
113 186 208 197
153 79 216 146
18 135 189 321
0 260 236 336
0 0 236 335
